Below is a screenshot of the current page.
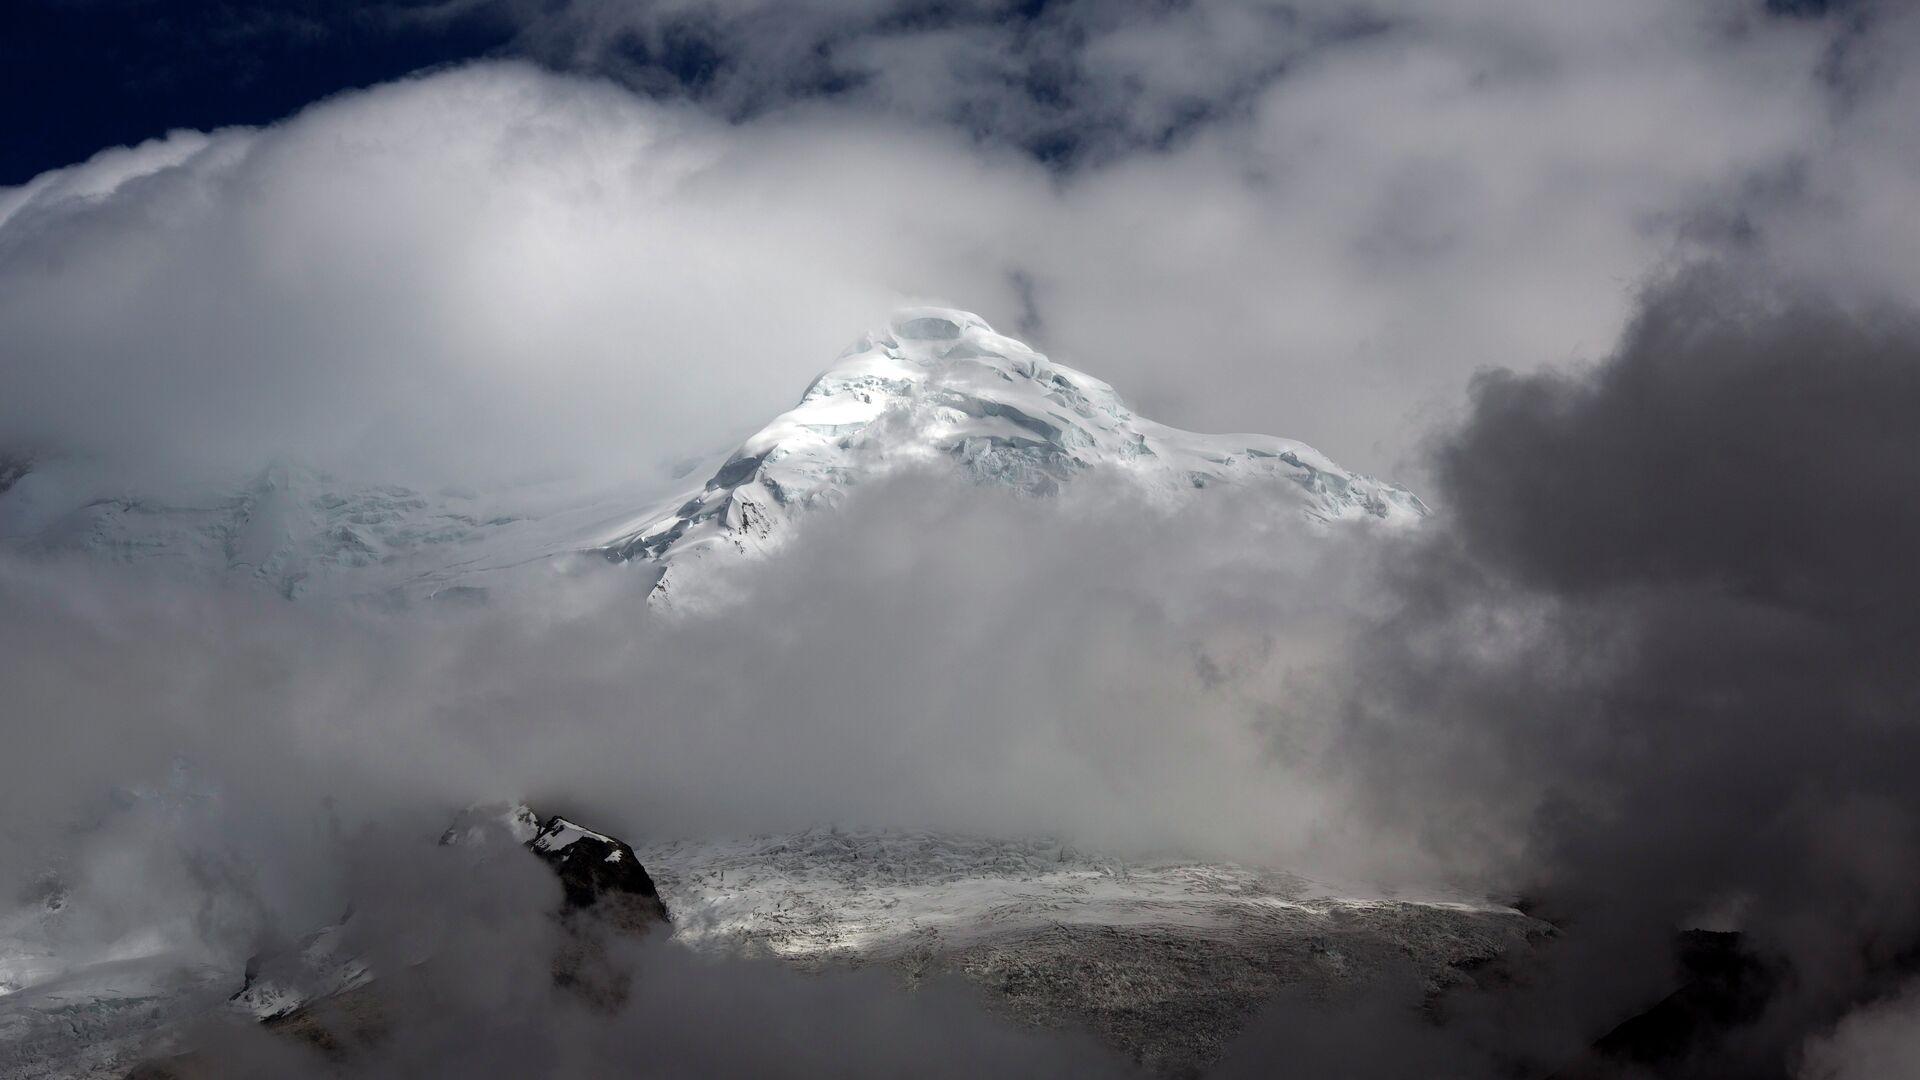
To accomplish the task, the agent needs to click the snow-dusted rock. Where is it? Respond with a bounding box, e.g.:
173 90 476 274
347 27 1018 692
528 814 670 932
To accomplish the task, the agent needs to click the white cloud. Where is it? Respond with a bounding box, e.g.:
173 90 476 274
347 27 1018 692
1802 985 1920 1079
4 4 1911 491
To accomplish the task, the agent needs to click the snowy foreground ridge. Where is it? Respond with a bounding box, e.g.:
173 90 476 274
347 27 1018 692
0 308 1423 603
597 308 1426 598
642 828 1537 1074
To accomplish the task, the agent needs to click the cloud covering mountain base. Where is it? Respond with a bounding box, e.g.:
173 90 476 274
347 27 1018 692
6 3 1920 1070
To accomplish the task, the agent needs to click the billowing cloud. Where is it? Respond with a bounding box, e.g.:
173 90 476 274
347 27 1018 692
0 470 1380 861
1802 985 1920 1079
1307 265 1920 1075
5 2 1914 491
6 5 1920 1076
0 465 1396 1077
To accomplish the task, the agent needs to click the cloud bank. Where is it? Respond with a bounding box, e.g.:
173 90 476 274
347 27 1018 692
7 4 1920 1076
8 242 1920 1080
1306 266 1920 1076
5 1 1916 490
0 468 1380 1075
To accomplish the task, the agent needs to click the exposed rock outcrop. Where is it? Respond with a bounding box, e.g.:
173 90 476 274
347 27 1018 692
528 814 670 932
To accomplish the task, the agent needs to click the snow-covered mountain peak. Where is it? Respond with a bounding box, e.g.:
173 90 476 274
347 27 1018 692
1 308 1425 606
597 308 1425 587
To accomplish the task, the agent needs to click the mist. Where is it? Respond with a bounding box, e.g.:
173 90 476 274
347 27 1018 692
7 2 1920 1076
10 263 1920 1079
0 466 1415 1010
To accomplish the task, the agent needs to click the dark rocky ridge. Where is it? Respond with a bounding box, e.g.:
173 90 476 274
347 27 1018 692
526 814 670 932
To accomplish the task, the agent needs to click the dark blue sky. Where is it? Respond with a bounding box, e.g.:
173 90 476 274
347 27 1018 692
4 0 1855 188
1 0 1213 186
1 2 520 185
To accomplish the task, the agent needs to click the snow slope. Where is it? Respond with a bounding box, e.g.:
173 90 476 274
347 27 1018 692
639 828 1506 962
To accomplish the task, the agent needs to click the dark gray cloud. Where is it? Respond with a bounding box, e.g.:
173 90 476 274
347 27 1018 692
1305 266 1920 1076
1211 975 1493 1079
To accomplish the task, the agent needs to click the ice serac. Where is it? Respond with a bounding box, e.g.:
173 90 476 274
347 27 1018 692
596 308 1425 598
